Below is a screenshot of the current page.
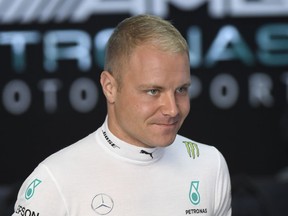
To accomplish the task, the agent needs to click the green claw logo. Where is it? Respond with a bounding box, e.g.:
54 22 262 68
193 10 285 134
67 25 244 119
183 141 199 159
25 179 41 200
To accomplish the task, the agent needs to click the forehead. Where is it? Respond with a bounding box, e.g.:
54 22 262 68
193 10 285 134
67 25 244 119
124 45 190 82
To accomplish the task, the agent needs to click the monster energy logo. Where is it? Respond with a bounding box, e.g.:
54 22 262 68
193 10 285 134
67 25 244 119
183 141 199 159
25 178 42 200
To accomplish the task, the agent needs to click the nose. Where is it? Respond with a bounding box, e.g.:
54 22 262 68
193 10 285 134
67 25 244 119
160 92 179 117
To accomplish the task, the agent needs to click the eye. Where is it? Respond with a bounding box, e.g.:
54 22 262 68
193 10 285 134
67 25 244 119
147 89 159 96
176 86 189 94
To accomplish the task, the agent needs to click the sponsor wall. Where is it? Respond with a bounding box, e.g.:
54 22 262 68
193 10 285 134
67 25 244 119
0 0 288 184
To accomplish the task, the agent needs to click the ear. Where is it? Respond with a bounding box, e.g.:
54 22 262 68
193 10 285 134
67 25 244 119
100 71 117 103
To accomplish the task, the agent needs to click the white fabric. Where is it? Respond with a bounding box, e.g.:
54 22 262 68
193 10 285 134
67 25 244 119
12 118 231 216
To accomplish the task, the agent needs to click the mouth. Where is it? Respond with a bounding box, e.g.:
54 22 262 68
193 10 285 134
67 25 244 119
149 116 181 131
158 122 177 126
154 120 179 129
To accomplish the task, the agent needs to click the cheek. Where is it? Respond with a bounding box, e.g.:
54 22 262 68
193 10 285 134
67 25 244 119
134 101 154 114
118 93 148 115
132 99 160 120
180 98 191 116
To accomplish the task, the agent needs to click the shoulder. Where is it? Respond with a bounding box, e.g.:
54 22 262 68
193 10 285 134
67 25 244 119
41 131 97 167
169 134 229 169
173 134 220 157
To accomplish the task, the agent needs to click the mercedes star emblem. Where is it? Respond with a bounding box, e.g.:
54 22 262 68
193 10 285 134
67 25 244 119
91 193 114 215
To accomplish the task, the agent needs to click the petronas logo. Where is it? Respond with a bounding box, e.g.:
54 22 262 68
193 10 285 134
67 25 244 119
189 181 200 205
183 141 199 159
25 179 42 200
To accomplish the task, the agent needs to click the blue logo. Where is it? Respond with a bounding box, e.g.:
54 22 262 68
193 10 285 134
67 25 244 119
25 179 41 200
189 181 200 205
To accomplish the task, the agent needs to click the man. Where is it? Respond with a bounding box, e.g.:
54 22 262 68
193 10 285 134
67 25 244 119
11 14 231 216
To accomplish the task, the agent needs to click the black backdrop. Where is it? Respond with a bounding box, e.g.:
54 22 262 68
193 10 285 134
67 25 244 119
0 1 288 215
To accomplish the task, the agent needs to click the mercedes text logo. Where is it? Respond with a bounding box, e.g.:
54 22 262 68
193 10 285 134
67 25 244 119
91 193 114 215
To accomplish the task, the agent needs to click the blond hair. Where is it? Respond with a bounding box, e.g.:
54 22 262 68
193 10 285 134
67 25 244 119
104 14 189 81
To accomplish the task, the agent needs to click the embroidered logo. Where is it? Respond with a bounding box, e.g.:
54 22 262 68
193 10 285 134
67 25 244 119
189 181 200 205
25 178 41 200
140 150 154 159
183 141 199 159
91 193 114 215
102 130 120 149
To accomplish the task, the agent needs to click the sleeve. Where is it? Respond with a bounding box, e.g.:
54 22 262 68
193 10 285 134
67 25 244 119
11 164 68 216
214 150 232 216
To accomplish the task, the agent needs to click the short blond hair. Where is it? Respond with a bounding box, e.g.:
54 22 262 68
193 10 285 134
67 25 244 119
104 14 189 80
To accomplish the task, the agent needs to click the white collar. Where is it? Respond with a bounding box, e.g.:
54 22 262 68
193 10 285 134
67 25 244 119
96 117 165 164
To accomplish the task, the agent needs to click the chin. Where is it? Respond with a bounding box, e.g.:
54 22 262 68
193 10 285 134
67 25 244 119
156 137 176 148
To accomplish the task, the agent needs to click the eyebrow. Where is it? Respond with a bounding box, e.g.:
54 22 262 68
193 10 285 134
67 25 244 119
138 82 191 90
183 82 192 87
138 84 162 90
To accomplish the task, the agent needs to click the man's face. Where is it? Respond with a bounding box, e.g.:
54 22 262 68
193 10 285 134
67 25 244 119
106 45 191 148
